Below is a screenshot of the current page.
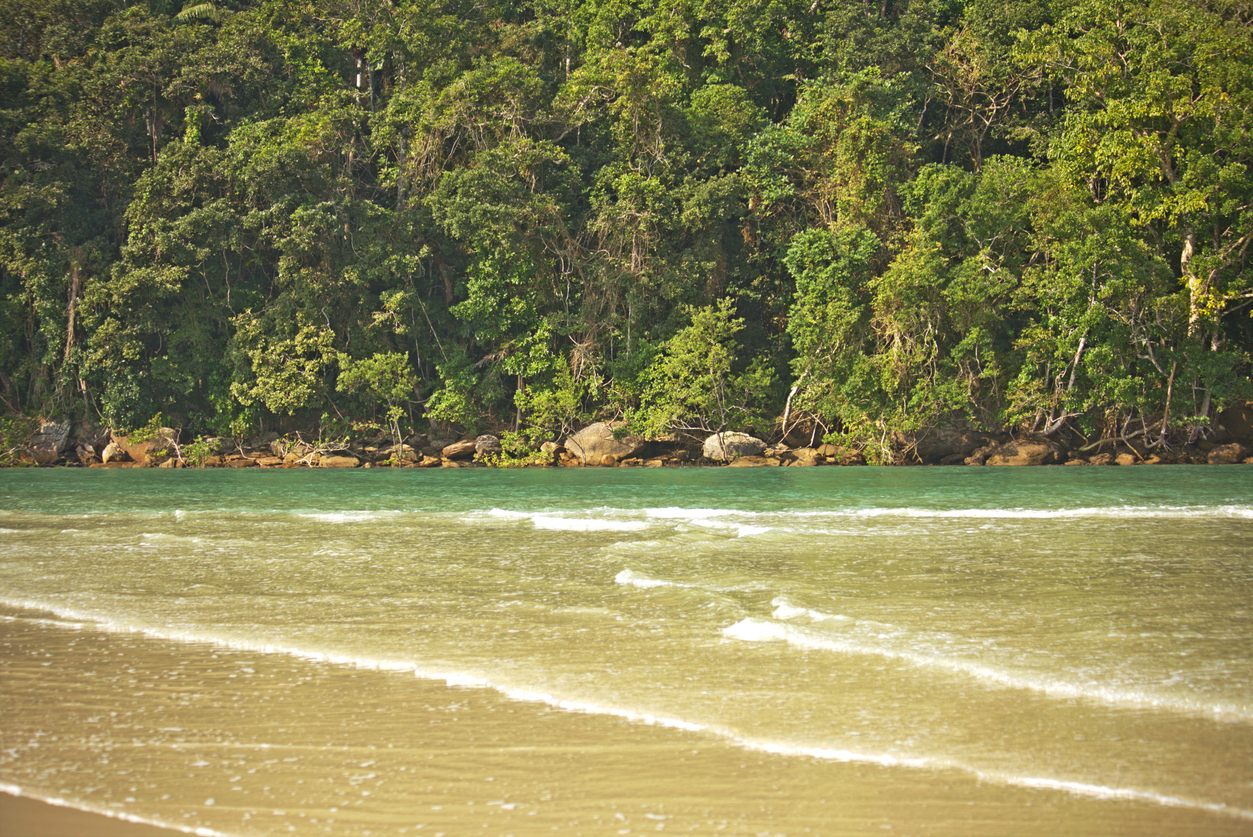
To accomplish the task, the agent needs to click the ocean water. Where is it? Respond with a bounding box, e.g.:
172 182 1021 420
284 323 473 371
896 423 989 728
0 466 1250 836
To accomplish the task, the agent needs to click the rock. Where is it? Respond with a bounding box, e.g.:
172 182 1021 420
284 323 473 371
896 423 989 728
790 447 822 466
112 427 179 465
248 431 280 451
563 422 646 465
475 435 502 456
1089 453 1115 466
790 449 821 466
703 432 767 462
29 421 71 465
418 455 442 468
895 428 989 463
726 455 772 467
540 441 563 456
257 456 285 468
1208 442 1252 465
319 454 361 468
1115 452 1139 466
1217 403 1253 440
442 439 478 460
101 440 129 464
983 439 1063 466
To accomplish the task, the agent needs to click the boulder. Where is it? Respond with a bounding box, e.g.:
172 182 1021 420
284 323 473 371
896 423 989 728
703 432 767 462
726 455 773 467
790 448 821 466
475 435 502 456
442 439 478 460
101 440 129 464
563 422 646 465
248 431 280 451
1208 442 1252 465
983 439 1063 466
896 428 990 464
113 427 179 465
319 454 361 468
1217 403 1253 441
29 421 71 465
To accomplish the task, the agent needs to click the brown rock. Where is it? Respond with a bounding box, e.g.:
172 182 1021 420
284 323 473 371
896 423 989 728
320 454 361 468
726 455 773 467
442 439 478 460
791 447 821 466
112 427 179 465
101 440 129 464
1208 442 1252 465
984 439 1063 466
1217 403 1253 440
896 428 989 464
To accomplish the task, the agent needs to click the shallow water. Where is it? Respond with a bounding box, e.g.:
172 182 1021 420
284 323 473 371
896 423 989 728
1 467 1250 835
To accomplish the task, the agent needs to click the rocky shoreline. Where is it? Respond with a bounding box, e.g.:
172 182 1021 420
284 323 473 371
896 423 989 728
13 409 1253 469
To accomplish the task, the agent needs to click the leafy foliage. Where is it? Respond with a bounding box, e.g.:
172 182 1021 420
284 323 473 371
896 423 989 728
0 0 1248 455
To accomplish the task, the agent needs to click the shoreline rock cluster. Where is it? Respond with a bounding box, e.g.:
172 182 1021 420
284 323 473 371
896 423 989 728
13 411 1253 469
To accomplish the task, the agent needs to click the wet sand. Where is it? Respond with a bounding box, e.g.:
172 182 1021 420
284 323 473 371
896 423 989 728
0 793 186 837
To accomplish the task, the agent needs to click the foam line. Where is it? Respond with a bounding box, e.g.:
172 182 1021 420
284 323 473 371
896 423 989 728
4 597 1250 821
723 616 1252 724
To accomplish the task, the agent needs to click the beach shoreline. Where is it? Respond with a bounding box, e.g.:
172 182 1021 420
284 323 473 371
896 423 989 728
0 792 195 837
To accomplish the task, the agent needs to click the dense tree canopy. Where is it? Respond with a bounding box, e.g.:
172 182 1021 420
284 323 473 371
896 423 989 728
1 0 1249 458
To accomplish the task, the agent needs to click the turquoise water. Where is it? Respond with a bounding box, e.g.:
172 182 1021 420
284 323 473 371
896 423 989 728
1 466 1251 836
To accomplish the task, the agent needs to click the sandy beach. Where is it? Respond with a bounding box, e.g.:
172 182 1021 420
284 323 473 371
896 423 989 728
0 793 188 837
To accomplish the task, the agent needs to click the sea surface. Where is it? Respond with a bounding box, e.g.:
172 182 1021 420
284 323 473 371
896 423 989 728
1 466 1250 836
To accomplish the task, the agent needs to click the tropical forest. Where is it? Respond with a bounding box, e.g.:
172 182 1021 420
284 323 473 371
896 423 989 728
2 0 1251 465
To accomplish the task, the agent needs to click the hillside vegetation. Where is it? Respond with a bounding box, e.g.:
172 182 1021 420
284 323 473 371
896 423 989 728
2 0 1250 461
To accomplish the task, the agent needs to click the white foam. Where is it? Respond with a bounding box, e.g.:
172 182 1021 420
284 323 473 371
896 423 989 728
644 508 733 520
532 515 648 532
294 510 399 524
614 569 689 589
723 616 1253 723
770 600 852 623
846 505 1253 520
976 772 1253 819
5 597 1250 821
